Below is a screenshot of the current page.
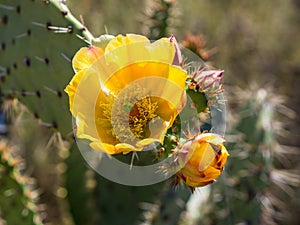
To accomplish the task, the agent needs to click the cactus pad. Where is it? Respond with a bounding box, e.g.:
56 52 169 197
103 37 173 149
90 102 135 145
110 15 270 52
0 0 90 137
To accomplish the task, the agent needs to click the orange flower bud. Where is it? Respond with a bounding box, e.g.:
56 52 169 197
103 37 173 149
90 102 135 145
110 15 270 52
176 133 229 188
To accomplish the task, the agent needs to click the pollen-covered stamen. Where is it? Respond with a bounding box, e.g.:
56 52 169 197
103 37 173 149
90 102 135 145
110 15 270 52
111 85 159 144
128 97 158 139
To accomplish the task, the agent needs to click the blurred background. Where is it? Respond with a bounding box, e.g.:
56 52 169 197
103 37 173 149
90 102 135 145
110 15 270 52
68 0 300 221
68 0 300 146
1 0 300 224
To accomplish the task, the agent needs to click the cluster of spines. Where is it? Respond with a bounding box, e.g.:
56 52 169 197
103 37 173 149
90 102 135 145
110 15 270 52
0 141 44 225
196 85 299 225
142 0 181 40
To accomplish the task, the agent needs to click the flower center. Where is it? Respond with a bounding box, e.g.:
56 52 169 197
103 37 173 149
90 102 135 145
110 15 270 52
128 96 158 139
110 85 159 144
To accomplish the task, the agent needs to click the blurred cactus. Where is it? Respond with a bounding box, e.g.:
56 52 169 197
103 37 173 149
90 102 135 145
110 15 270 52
142 0 181 39
4 99 75 225
194 85 299 225
181 35 211 61
0 141 44 225
139 187 190 225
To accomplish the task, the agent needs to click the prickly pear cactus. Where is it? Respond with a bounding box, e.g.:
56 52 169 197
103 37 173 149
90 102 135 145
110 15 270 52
0 141 43 225
1 1 225 225
142 0 180 39
196 87 298 225
0 0 92 137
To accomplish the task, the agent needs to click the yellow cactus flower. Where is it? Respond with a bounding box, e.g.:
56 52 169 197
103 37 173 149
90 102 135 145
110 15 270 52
65 34 188 155
176 133 229 188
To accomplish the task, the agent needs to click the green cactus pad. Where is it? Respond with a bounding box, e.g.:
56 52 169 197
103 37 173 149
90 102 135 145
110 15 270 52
65 142 100 225
94 176 174 225
0 0 90 137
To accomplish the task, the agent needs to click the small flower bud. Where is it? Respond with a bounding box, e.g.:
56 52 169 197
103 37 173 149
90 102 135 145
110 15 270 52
176 133 229 188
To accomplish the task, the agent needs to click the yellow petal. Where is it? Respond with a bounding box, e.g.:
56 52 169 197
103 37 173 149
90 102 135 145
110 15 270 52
65 68 100 117
64 70 85 114
72 46 104 73
136 138 160 147
201 166 221 181
148 37 175 63
185 167 220 186
105 34 149 53
104 62 187 111
104 35 176 73
90 141 117 154
145 117 169 143
90 141 142 155
197 133 225 145
152 66 187 113
66 68 104 143
197 143 217 171
115 143 142 154
185 180 213 188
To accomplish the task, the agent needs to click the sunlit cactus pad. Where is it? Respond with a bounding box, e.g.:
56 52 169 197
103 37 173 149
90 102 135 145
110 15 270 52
0 0 86 136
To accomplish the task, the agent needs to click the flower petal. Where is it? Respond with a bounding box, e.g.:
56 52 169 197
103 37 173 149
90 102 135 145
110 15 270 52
177 133 229 188
65 68 104 143
90 141 118 154
65 68 100 117
104 35 176 73
90 141 142 155
72 46 104 73
115 143 142 154
105 34 149 53
66 34 189 155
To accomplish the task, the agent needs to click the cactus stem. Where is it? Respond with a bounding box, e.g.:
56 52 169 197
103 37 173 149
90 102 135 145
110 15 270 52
51 0 95 42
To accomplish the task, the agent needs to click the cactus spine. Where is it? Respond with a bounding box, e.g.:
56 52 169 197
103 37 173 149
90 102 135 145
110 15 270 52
0 141 43 225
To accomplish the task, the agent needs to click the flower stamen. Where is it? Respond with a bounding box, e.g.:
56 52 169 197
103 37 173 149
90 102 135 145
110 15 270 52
110 85 159 144
128 96 158 139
